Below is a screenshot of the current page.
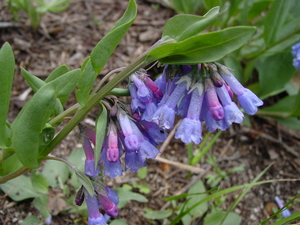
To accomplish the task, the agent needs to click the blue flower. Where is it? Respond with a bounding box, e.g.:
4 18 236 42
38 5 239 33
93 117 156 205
292 43 300 69
219 64 263 115
274 196 292 218
175 84 204 144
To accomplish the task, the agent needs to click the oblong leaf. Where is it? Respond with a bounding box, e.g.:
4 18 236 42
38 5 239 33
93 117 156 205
90 0 137 73
0 43 15 148
11 69 80 168
45 65 69 83
263 0 292 46
162 6 221 42
147 26 256 64
94 103 108 169
76 58 97 106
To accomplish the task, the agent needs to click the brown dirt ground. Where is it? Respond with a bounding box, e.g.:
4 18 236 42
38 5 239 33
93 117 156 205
1 0 300 225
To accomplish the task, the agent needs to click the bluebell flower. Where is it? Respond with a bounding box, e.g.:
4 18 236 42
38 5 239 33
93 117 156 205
274 196 292 218
175 84 204 144
128 64 262 145
292 43 300 69
152 77 191 129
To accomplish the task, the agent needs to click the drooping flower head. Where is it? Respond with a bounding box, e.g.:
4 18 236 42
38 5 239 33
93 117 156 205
129 64 263 145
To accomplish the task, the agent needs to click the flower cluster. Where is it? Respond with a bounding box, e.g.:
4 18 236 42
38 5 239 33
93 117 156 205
130 63 263 144
75 128 119 225
99 102 167 178
292 43 300 69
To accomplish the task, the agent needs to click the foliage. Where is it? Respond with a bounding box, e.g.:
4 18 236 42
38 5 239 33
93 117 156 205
5 0 70 29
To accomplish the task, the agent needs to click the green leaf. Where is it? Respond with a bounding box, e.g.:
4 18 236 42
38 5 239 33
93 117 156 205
273 117 300 131
0 175 40 201
0 42 15 148
42 160 69 188
90 0 137 73
263 0 292 46
67 147 85 189
115 188 148 208
70 165 95 197
94 103 108 169
110 219 128 225
182 180 208 223
31 173 49 194
33 195 51 219
0 154 22 176
146 26 256 64
162 7 222 42
256 52 296 99
45 65 69 83
76 58 97 106
137 167 147 179
21 215 42 225
204 211 241 225
259 95 298 118
144 208 172 220
11 69 80 168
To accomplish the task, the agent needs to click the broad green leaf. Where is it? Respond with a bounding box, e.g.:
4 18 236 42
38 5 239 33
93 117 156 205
76 58 97 106
0 155 22 179
137 167 147 179
273 117 300 131
0 42 15 148
11 69 80 168
263 0 292 46
94 103 108 169
11 88 57 168
45 65 69 83
256 52 296 99
21 215 42 225
248 0 272 22
110 219 128 225
33 195 51 219
146 27 256 64
181 180 208 224
42 160 69 188
115 188 148 208
31 173 49 194
90 0 137 73
290 90 300 117
259 95 298 118
162 7 222 42
204 211 241 225
202 0 223 11
0 175 40 201
67 147 85 189
144 208 172 220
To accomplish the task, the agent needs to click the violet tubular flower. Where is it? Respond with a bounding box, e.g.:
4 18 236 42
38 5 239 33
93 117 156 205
175 84 204 144
219 65 263 115
274 196 292 218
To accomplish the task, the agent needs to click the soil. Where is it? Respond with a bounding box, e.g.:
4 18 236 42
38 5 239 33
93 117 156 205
1 0 300 225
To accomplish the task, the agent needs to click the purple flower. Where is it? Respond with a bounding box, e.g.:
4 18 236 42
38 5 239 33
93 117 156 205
219 65 263 115
85 194 107 225
152 77 190 129
100 141 123 178
292 43 300 69
118 111 140 152
205 78 224 121
175 84 204 144
274 196 292 218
